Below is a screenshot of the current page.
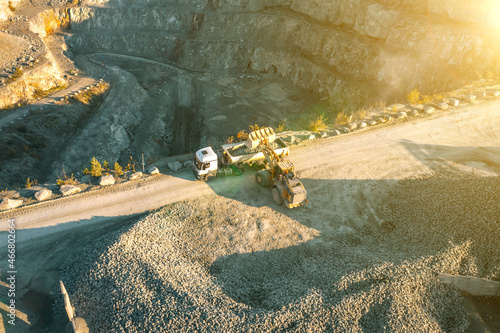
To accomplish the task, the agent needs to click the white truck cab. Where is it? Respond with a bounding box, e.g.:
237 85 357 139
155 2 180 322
193 147 218 180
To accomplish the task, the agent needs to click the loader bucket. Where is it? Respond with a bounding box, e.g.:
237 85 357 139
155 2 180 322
246 127 276 149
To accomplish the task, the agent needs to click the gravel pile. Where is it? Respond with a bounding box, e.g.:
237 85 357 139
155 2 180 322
62 175 499 332
229 141 280 156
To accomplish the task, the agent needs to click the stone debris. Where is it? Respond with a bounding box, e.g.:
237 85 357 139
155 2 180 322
409 110 420 117
463 95 476 103
447 98 460 106
397 111 407 119
331 130 341 136
424 106 435 114
0 198 23 210
436 102 449 110
183 160 192 168
368 120 378 126
340 127 350 133
35 188 52 201
99 175 115 186
60 185 81 196
347 123 357 130
149 165 162 174
358 122 367 128
129 171 143 180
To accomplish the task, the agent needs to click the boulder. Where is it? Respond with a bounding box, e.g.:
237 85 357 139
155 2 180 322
340 127 350 133
99 175 115 186
410 110 420 117
368 120 378 126
60 185 81 196
378 117 387 123
410 104 424 111
490 90 500 97
397 111 407 119
463 95 476 103
80 175 91 183
129 172 143 180
35 188 52 201
319 132 328 138
331 130 341 136
436 102 449 110
0 198 23 210
347 122 358 130
148 165 161 175
385 115 393 122
424 106 435 114
447 98 460 106
183 160 192 168
166 162 181 172
359 122 367 128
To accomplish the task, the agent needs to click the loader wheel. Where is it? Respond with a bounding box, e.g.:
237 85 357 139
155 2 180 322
255 170 271 187
272 186 283 205
206 174 215 182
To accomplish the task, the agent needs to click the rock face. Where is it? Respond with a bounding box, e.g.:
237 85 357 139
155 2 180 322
60 185 82 196
35 188 52 201
0 198 23 210
99 175 115 186
67 0 500 106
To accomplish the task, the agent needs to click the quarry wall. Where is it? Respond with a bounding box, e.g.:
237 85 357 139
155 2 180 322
66 0 500 108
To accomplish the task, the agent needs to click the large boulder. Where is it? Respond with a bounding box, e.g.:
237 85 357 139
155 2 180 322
463 95 476 103
35 188 52 201
129 171 143 180
99 175 115 186
397 111 407 119
424 106 435 114
447 98 460 106
60 185 81 196
166 162 181 172
0 198 23 211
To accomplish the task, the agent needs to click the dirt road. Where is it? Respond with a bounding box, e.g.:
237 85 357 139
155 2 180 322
1 98 498 235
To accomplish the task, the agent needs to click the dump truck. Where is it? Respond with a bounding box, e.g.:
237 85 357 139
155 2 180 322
192 128 289 181
193 127 308 208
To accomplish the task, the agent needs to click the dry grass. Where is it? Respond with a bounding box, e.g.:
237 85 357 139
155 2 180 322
334 110 351 126
72 82 110 104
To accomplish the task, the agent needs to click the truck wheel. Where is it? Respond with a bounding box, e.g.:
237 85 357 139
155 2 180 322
230 164 244 176
206 174 215 181
272 186 283 205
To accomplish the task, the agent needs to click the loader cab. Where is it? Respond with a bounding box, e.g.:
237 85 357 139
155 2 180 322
193 147 218 180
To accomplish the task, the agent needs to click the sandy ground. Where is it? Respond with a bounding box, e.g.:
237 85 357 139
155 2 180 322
0 99 499 331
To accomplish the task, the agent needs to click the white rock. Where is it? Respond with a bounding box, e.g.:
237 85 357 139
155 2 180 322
410 110 420 117
149 165 162 174
320 132 328 138
347 122 358 130
331 130 341 136
397 111 407 119
340 127 350 133
60 185 81 196
0 198 23 210
446 98 460 106
129 172 143 180
410 104 424 111
368 120 378 126
424 106 435 114
464 95 476 103
359 122 367 128
491 90 500 97
437 102 449 110
99 175 115 186
35 188 52 201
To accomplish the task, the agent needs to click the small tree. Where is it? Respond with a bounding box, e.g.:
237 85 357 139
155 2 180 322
308 114 328 132
103 160 110 172
90 157 102 177
124 156 136 172
114 162 124 176
407 88 421 105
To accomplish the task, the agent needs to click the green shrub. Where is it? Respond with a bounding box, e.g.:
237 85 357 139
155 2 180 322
114 162 124 176
334 111 350 126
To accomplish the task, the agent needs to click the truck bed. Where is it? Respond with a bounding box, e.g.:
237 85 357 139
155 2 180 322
221 138 289 164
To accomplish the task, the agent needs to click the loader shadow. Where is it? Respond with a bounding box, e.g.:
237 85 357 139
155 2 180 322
199 141 499 331
0 213 143 333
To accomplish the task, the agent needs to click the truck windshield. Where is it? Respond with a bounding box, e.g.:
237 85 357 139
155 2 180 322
194 157 203 170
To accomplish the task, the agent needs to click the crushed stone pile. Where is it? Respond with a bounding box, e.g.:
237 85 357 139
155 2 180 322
62 174 499 332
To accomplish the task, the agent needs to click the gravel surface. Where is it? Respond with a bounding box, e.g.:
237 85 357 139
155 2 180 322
62 173 499 332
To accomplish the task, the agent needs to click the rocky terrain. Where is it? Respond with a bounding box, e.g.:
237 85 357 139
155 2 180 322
60 174 499 332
